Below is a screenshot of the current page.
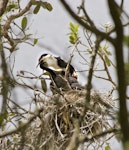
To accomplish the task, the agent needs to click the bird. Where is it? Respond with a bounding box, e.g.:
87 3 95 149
68 76 84 90
39 61 71 91
38 54 84 93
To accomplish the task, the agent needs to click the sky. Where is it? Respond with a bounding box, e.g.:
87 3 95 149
7 1 129 149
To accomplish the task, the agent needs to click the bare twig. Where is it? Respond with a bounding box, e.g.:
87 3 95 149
55 114 64 139
0 107 43 138
80 128 120 144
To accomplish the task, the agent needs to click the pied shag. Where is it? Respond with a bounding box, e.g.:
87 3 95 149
39 61 71 91
38 54 84 93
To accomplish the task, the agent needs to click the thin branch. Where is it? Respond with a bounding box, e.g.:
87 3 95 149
80 128 120 144
0 39 11 117
60 0 115 44
98 52 116 86
0 107 43 138
55 114 64 139
85 37 102 103
80 0 95 27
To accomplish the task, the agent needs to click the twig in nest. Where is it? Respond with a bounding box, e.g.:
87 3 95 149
55 113 64 139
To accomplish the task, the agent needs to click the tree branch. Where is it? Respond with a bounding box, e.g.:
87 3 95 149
108 0 129 147
0 39 10 119
0 107 43 138
0 0 8 17
60 0 115 44
1 0 35 52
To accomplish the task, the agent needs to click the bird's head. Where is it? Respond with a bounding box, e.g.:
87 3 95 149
37 53 64 76
38 54 63 70
37 54 50 75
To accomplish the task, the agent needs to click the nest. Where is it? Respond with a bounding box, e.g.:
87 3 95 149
25 89 114 150
0 89 115 150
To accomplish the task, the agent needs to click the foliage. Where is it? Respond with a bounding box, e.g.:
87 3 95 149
124 62 129 85
124 35 129 47
21 16 27 30
33 1 53 13
69 22 79 44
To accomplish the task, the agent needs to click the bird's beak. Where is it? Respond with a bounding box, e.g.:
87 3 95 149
36 60 50 75
36 59 43 68
36 62 40 68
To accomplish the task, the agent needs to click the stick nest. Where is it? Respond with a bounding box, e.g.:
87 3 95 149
0 89 115 150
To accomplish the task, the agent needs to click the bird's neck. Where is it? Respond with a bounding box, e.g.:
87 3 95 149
40 63 56 78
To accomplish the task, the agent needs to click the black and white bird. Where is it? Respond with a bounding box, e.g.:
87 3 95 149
38 54 84 93
38 54 77 78
39 61 71 91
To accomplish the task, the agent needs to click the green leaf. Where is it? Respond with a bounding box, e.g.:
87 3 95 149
69 35 75 41
69 35 76 44
0 115 4 125
103 45 111 56
105 144 110 150
33 4 40 14
21 17 27 30
74 25 79 32
69 40 75 44
26 34 33 37
70 22 75 29
41 2 53 11
9 113 15 117
69 22 79 45
124 62 129 85
104 55 111 66
34 38 38 45
124 35 129 47
18 120 23 126
6 4 18 12
41 78 47 93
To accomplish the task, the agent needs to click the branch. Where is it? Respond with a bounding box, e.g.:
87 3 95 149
85 37 102 102
98 52 116 86
80 128 120 143
0 39 10 118
108 0 129 146
0 107 43 138
1 0 35 52
60 0 115 44
80 0 95 27
0 0 8 16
